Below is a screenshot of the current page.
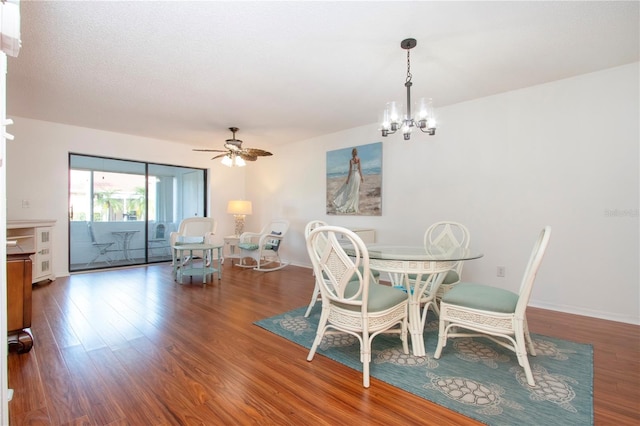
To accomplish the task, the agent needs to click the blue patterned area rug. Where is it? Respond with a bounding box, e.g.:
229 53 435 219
255 306 593 426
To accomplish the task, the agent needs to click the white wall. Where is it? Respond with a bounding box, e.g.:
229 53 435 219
246 63 639 324
6 63 638 324
5 119 246 279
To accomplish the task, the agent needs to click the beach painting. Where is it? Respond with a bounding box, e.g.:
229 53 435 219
326 142 382 216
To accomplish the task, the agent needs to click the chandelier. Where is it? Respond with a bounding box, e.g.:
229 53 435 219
380 38 437 140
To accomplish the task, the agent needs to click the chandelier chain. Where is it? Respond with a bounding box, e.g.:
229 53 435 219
405 49 412 84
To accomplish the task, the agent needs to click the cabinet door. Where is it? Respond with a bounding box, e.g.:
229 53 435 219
34 226 53 282
7 257 32 332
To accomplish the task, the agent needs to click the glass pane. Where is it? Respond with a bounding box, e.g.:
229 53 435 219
147 164 206 262
93 171 145 222
69 154 206 272
69 169 91 221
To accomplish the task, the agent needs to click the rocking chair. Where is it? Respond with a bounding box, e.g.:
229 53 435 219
237 219 289 271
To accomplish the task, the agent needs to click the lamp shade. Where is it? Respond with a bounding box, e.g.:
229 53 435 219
227 200 252 215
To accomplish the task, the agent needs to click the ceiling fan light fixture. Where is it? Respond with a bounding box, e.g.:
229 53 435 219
221 154 233 167
221 153 246 168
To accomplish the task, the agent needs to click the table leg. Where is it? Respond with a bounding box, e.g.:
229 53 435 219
113 234 125 261
123 233 132 261
215 247 222 280
202 248 208 285
201 254 206 284
405 272 427 356
405 271 447 357
172 247 178 279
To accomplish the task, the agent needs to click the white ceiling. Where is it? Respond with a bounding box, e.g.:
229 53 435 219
6 1 639 151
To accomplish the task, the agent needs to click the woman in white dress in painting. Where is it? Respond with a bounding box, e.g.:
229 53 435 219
332 147 364 213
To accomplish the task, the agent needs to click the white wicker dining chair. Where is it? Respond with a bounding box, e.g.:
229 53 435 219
421 221 471 322
306 225 408 388
389 221 471 326
303 220 382 318
424 221 471 299
303 220 328 317
434 226 551 387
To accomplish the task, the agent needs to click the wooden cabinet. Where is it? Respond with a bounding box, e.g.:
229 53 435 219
7 252 34 353
7 219 56 283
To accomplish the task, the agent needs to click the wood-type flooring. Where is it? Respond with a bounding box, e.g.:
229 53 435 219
7 263 640 425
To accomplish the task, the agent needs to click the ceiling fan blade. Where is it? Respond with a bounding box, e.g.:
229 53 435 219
193 148 227 152
244 148 273 157
239 153 258 161
210 153 230 160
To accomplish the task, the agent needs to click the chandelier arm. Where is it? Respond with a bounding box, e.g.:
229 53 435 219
418 126 436 136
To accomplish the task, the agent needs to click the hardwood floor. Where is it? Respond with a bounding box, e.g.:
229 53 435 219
7 263 640 425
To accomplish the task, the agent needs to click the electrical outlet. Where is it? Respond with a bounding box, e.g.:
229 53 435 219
21 199 30 208
497 266 506 277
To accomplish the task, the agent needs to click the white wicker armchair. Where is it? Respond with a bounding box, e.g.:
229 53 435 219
169 217 217 266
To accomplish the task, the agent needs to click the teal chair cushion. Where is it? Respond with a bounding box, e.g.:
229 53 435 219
336 281 407 312
238 243 260 250
442 270 460 285
442 282 518 313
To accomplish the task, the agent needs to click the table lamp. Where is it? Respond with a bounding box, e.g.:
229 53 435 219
227 200 252 237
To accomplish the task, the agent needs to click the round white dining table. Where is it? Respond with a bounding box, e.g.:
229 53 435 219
353 244 483 357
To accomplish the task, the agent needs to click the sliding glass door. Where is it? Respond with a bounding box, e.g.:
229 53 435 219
69 154 207 272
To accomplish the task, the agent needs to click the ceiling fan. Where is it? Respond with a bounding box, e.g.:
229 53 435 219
193 127 272 164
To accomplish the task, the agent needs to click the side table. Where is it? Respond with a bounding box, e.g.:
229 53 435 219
223 235 241 265
172 243 223 285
